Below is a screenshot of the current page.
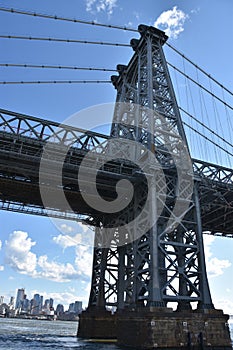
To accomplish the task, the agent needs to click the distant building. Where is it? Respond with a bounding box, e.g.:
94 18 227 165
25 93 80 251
74 301 82 314
9 296 14 306
22 297 30 313
40 296 43 312
30 298 34 312
31 293 41 315
43 299 50 311
68 301 82 314
42 298 55 316
0 296 4 304
56 304 64 316
49 298 53 308
68 302 75 313
15 288 25 310
9 296 15 309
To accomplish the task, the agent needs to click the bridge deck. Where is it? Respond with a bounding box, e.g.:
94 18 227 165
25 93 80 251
0 109 232 237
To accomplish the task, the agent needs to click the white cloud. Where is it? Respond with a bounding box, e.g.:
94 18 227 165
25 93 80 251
53 233 82 249
204 235 231 278
207 257 231 278
133 11 140 21
4 230 92 283
78 222 90 234
86 0 96 12
53 221 95 249
59 223 75 234
86 0 117 15
75 245 93 277
154 6 189 39
214 299 233 315
37 255 80 282
5 231 37 275
190 8 200 15
0 266 4 271
0 240 2 250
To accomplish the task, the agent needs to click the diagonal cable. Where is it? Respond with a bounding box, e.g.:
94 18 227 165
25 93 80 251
179 107 233 149
166 42 233 98
183 121 233 158
167 61 233 111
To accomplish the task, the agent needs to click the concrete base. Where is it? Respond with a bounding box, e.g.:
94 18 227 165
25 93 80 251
78 307 232 349
117 308 232 349
77 308 117 339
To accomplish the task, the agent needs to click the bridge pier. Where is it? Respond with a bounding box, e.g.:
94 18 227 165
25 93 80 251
78 307 232 349
117 308 232 349
77 308 117 340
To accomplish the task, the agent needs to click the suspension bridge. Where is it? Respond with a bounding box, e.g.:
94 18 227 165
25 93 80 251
0 7 232 349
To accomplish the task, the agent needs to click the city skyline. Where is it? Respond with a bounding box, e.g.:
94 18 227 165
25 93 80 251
0 286 83 319
1 287 82 313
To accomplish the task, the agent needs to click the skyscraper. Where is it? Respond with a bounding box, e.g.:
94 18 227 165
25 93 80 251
56 304 64 316
31 294 40 315
9 296 15 308
49 298 53 309
68 301 82 314
74 301 82 314
15 288 25 309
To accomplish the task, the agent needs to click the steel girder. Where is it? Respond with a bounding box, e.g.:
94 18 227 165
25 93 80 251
0 109 232 236
193 159 233 237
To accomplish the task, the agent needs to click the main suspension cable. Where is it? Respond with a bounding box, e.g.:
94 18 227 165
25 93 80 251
0 35 131 47
0 80 112 84
0 63 117 72
0 7 138 32
1 7 232 101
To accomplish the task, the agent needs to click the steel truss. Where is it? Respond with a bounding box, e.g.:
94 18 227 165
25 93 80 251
0 109 232 234
193 159 233 237
88 25 226 312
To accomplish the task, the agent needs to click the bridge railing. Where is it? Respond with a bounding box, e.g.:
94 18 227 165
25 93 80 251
0 108 109 151
193 158 233 186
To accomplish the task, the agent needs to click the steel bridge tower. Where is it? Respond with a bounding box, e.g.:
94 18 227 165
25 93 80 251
78 25 232 349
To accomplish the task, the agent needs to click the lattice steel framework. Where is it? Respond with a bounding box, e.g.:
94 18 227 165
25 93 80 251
0 58 232 311
88 25 216 311
0 108 232 231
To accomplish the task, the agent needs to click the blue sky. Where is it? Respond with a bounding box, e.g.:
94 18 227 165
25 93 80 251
0 0 232 312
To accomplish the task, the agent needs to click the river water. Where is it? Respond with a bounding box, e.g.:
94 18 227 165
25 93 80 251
0 317 232 349
0 318 120 349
